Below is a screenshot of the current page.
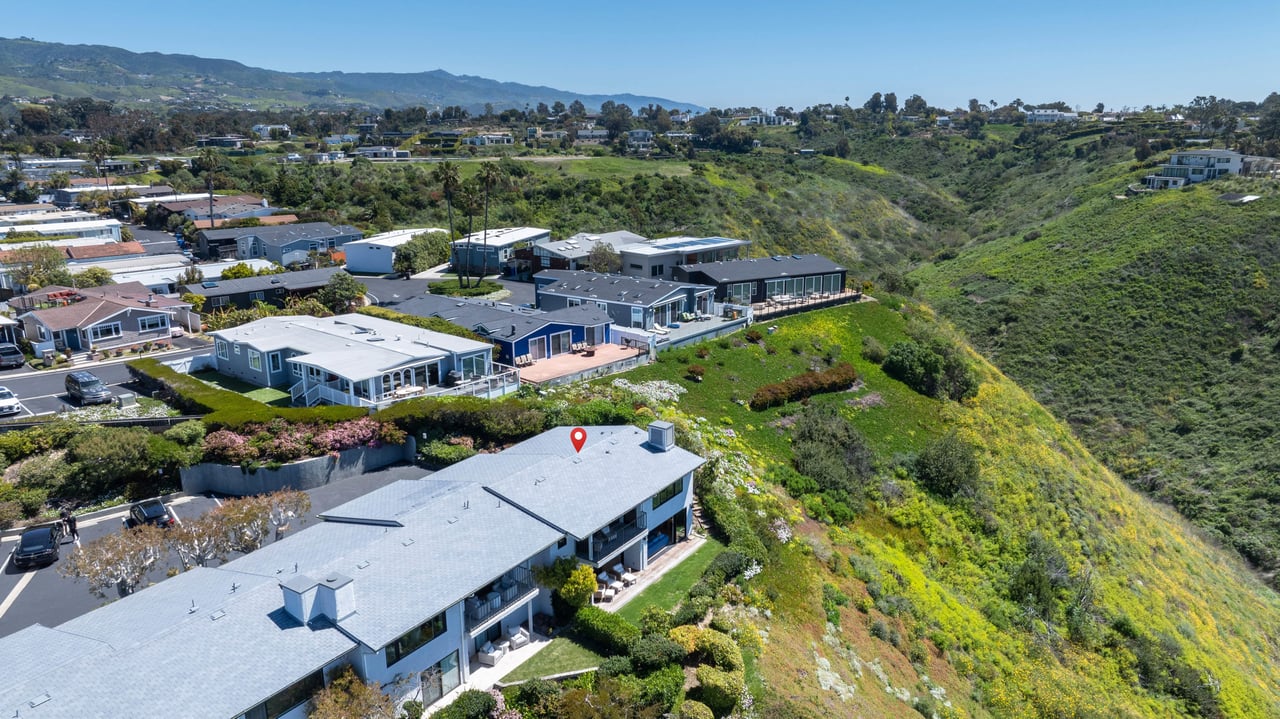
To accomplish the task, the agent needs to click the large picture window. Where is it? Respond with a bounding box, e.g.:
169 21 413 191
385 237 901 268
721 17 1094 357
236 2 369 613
237 669 323 719
386 612 447 667
139 315 168 332
652 477 684 507
248 350 262 371
421 651 460 707
216 341 229 360
459 354 487 379
89 323 122 341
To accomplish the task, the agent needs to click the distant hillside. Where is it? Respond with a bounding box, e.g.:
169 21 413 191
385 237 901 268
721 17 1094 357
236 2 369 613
912 178 1280 576
0 37 702 112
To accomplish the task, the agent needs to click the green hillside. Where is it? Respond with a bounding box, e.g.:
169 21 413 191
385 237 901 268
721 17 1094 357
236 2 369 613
624 302 1280 718
912 179 1280 576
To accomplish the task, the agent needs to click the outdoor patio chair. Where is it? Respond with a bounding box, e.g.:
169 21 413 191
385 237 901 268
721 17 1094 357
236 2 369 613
612 563 638 586
477 643 504 666
507 626 531 650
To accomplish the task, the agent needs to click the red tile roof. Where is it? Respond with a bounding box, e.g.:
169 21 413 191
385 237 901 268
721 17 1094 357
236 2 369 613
63 241 146 260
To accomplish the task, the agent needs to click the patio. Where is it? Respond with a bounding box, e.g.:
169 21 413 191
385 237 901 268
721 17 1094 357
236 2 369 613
518 343 648 386
751 288 866 321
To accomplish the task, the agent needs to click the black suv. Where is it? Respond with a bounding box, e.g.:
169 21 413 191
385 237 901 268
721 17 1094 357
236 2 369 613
124 498 176 529
65 371 112 405
12 523 65 569
0 344 24 370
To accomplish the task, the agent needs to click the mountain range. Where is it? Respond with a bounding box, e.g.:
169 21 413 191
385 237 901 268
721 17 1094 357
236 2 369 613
0 37 702 113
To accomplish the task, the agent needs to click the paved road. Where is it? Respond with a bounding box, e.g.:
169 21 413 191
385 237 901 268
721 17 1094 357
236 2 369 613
364 276 537 309
0 462 430 637
0 342 209 419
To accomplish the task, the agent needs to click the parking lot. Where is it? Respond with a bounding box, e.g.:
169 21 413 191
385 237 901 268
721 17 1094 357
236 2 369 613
0 462 430 636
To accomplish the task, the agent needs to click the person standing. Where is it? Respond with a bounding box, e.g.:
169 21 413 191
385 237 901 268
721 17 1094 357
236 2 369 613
66 512 78 542
59 509 70 541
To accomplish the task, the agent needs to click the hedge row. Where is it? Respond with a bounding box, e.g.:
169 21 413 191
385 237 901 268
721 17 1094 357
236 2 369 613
573 605 642 655
127 358 365 429
700 493 767 562
748 361 858 411
355 306 486 342
376 395 547 442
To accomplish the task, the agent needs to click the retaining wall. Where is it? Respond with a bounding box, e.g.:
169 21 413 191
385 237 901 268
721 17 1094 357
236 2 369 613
180 439 416 495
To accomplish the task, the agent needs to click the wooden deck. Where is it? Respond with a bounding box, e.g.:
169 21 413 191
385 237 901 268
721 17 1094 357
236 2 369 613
751 289 867 320
518 343 649 385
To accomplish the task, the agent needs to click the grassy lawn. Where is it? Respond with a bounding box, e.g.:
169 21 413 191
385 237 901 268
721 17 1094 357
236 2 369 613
499 636 605 684
192 370 292 407
616 537 726 624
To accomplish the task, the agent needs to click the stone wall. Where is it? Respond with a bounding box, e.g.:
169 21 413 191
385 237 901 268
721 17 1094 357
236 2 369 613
180 440 415 495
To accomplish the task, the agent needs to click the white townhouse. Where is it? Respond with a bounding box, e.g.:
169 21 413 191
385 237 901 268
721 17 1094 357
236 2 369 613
0 422 701 718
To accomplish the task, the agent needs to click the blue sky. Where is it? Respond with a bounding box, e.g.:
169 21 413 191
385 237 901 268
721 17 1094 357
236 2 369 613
5 1 1278 111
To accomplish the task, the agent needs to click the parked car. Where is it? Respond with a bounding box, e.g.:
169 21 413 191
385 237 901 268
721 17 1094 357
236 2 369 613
0 386 21 415
124 498 176 529
0 343 25 369
65 371 112 405
12 523 64 569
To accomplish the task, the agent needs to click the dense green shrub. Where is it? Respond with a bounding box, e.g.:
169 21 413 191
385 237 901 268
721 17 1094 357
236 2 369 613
640 664 685 710
376 395 546 443
694 665 743 715
700 494 767 562
821 583 850 625
433 689 496 719
694 629 743 672
882 339 979 402
0 422 84 465
672 595 714 627
748 362 858 410
629 635 685 674
914 430 980 499
574 605 642 654
428 279 505 297
791 403 876 502
0 501 22 529
860 335 887 363
638 605 673 637
598 655 634 677
418 438 477 467
560 564 598 610
680 700 715 719
511 679 560 717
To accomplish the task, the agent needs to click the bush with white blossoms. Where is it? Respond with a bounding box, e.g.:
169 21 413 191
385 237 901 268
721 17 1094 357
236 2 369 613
742 561 763 581
770 518 793 544
611 378 687 406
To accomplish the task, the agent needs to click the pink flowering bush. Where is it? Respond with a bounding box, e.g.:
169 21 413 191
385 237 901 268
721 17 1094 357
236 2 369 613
202 417 406 465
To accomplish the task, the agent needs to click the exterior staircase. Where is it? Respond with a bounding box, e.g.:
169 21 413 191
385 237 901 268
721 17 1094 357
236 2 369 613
690 497 707 535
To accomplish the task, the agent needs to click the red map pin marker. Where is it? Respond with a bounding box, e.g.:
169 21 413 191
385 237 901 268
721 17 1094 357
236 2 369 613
570 427 587 453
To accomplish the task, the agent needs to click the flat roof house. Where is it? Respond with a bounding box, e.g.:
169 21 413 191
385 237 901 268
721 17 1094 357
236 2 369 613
534 270 714 330
0 422 701 718
1143 149 1256 190
619 235 751 280
392 293 612 365
528 230 647 274
15 282 192 354
197 222 363 264
181 267 345 312
674 254 848 304
209 313 518 407
344 228 447 275
451 227 550 278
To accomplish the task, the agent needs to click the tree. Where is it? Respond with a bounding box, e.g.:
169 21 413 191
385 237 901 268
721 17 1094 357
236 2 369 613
864 92 884 114
316 271 367 313
791 403 875 502
72 266 115 288
166 515 228 570
477 162 506 281
177 265 205 285
689 113 721 140
884 92 899 114
60 524 166 598
560 563 598 609
392 231 451 277
220 262 256 280
431 161 464 288
309 666 396 719
8 245 73 291
569 99 587 116
586 242 621 273
87 138 113 197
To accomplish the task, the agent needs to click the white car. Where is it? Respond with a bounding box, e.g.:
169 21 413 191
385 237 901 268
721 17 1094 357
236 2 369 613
0 386 21 415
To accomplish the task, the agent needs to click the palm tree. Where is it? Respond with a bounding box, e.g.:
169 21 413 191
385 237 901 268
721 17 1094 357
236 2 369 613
432 161 463 288
477 162 505 284
88 139 112 198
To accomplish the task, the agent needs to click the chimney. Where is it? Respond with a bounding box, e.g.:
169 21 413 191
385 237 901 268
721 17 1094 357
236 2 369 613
280 573 356 624
647 420 675 452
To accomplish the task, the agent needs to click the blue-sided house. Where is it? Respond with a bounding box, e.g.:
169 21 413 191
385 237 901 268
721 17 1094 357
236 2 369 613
533 270 714 330
392 294 612 365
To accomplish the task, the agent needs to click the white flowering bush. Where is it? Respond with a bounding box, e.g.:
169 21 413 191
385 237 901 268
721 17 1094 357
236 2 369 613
611 378 686 406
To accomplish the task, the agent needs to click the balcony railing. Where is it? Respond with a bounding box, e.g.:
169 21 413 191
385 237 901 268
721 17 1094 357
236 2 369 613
578 513 647 564
464 566 538 632
423 363 520 400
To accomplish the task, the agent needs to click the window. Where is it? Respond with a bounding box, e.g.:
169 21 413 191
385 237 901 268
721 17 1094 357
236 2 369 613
631 306 644 328
550 331 572 355
249 291 265 302
36 325 48 341
89 323 121 341
421 651 460 707
567 298 582 307
248 350 262 371
653 477 684 507
629 263 642 270
216 341 229 360
269 352 282 373
209 296 228 309
233 343 241 355
650 264 665 277
386 612 447 667
596 301 608 311
139 315 168 332
459 354 487 379
238 669 324 719
291 362 302 377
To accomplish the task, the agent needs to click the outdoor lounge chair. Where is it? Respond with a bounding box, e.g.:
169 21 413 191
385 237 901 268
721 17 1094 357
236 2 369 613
507 626 531 650
652 324 670 335
477 642 504 666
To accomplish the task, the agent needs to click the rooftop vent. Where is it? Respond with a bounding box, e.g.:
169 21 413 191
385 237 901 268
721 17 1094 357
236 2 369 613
647 420 675 452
